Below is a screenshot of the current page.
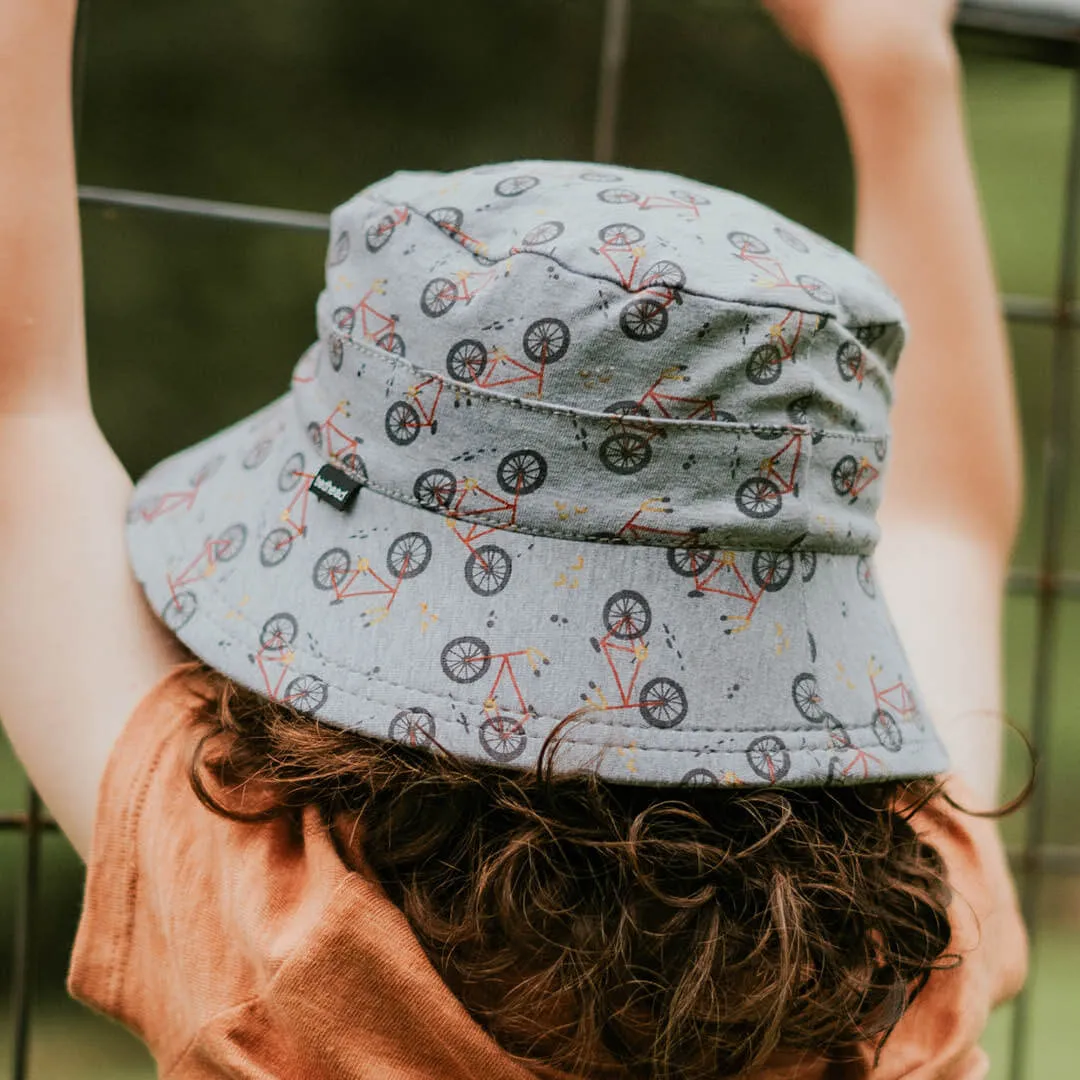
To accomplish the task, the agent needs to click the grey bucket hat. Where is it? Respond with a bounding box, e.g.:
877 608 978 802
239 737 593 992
126 159 949 787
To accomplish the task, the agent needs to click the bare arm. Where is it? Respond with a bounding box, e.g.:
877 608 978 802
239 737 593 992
763 1 1023 805
0 0 183 860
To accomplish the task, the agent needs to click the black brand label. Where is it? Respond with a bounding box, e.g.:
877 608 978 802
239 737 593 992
309 463 362 511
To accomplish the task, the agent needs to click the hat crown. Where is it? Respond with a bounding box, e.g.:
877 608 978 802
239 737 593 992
314 160 903 440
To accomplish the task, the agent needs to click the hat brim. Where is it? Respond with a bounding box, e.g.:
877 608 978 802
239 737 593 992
126 388 949 787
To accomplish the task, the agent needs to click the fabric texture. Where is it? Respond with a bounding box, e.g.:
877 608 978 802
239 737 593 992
68 667 1026 1080
124 159 949 786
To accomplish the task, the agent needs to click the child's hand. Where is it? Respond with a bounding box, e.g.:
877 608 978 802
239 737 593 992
760 0 959 84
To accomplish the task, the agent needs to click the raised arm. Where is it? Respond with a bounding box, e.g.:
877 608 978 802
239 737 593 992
763 0 1023 806
0 0 183 860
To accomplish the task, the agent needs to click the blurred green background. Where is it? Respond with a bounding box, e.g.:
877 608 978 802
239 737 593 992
2 0 1079 1075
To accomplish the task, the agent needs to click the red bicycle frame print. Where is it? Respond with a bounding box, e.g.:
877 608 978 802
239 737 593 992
583 591 688 731
593 222 687 343
412 449 547 597
312 532 432 624
364 206 411 254
332 280 405 358
605 363 721 422
253 612 328 712
595 186 709 218
831 451 881 502
735 429 807 519
426 206 490 259
128 455 223 524
259 454 316 568
159 524 247 632
666 548 811 632
420 265 502 319
306 401 366 480
744 308 823 386
867 657 920 753
444 317 571 401
615 498 704 545
440 636 550 763
384 376 446 446
726 230 836 306
789 671 884 779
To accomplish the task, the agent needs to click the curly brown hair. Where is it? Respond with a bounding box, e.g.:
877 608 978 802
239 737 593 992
185 661 961 1079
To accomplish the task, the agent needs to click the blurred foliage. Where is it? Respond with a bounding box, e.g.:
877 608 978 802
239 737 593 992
2 0 1080 1076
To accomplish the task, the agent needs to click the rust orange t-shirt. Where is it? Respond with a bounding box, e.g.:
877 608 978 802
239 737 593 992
67 667 1028 1080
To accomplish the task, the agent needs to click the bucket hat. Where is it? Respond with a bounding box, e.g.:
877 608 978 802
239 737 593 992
126 159 949 787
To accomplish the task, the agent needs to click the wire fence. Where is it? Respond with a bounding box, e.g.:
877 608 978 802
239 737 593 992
3 2 1079 1078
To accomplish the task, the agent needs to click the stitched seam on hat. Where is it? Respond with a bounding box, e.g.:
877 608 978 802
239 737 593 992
333 333 890 443
369 194 902 330
187 572 932 751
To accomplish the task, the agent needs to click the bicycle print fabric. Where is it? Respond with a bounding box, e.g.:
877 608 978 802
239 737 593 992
124 160 950 786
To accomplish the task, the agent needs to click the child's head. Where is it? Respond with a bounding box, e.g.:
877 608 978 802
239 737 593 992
131 160 958 1075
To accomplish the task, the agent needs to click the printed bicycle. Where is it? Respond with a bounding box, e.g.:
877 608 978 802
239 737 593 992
735 429 807 519
160 524 248 632
331 280 405 361
312 532 433 620
582 590 688 730
306 402 367 481
127 454 224 524
440 636 549 762
444 317 571 399
252 612 329 712
384 375 446 445
412 449 547 597
364 206 411 253
726 231 835 305
595 187 709 218
260 453 316 568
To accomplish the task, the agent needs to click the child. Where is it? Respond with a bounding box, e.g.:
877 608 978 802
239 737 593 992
0 0 1028 1076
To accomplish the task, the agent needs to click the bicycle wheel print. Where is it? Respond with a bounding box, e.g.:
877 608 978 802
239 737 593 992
387 532 432 579
162 591 197 632
641 260 686 289
639 677 688 729
603 590 651 640
260 612 298 650
745 343 782 385
385 401 422 445
599 431 652 475
427 206 464 232
670 189 709 206
375 331 406 357
797 274 836 305
598 222 644 246
446 339 488 382
856 555 876 598
414 468 457 510
751 550 793 592
872 708 903 753
799 551 817 583
605 400 650 418
598 188 639 204
329 335 345 372
681 767 719 786
523 317 571 364
338 452 368 484
580 170 623 182
774 226 809 253
836 341 863 382
620 298 668 341
521 220 564 246
389 707 436 748
364 216 397 253
190 455 224 487
465 545 513 596
284 674 329 713
791 672 827 723
328 229 351 264
735 477 782 519
216 524 248 562
666 547 715 578
494 176 539 197
727 231 768 255
420 278 458 318
307 422 323 451
441 636 491 683
497 450 547 495
831 455 859 497
313 547 351 591
479 716 528 762
260 528 295 568
243 439 274 470
746 735 791 783
332 306 356 335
